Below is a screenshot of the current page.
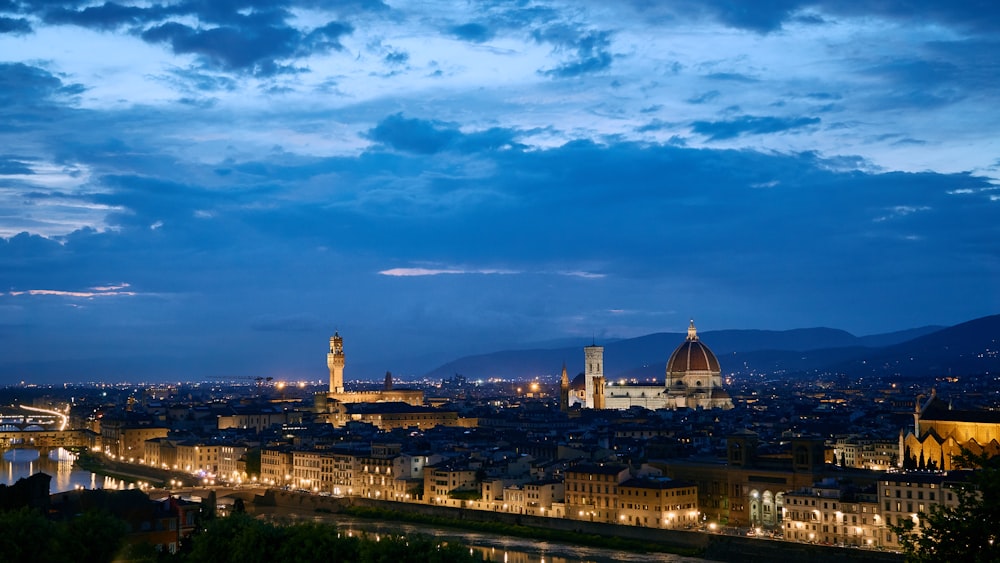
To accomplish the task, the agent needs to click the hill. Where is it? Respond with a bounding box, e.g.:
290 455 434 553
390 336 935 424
422 316 996 382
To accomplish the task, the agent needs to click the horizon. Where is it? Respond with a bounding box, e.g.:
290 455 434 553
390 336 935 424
2 2 998 384
4 312 996 385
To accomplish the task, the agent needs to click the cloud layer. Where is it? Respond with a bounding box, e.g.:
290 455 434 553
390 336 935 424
0 1 998 382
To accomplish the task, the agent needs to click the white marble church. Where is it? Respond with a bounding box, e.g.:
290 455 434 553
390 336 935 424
563 321 733 411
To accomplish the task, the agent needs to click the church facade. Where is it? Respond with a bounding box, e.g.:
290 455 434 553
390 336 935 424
563 321 733 411
899 389 1000 471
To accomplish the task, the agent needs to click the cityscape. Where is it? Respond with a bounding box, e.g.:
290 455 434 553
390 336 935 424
2 0 1000 562
2 321 1000 561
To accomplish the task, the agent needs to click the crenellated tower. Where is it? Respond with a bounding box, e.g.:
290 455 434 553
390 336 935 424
327 332 345 393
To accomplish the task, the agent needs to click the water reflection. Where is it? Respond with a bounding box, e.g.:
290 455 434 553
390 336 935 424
257 507 707 563
1 447 129 493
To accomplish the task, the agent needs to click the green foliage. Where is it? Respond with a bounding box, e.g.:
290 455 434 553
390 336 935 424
62 509 129 563
0 507 60 563
891 448 1000 563
0 507 127 563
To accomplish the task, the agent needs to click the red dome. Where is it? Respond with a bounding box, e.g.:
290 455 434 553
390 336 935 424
666 321 720 374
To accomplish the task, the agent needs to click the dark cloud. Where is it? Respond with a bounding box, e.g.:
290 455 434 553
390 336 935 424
43 2 166 30
366 114 522 155
0 63 85 107
691 115 820 140
643 0 1000 34
141 22 300 76
384 49 408 66
305 20 353 52
534 26 613 78
705 72 757 82
448 22 494 43
30 2 353 76
0 16 31 34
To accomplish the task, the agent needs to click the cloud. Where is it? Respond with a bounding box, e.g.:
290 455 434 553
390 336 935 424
0 16 31 34
691 115 821 140
448 22 494 43
0 156 35 175
8 282 136 298
688 90 721 104
379 267 519 277
141 22 299 76
366 114 522 155
534 26 614 77
43 2 166 31
0 63 85 107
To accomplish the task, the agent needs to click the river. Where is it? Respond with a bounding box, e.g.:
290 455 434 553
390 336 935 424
1 447 132 493
254 506 710 563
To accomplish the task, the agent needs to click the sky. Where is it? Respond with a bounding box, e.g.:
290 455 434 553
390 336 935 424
1 0 998 383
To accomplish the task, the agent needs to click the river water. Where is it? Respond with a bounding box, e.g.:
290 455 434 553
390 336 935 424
255 506 710 563
1 447 132 493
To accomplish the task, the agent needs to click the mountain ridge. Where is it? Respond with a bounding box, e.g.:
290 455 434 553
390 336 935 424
422 316 996 382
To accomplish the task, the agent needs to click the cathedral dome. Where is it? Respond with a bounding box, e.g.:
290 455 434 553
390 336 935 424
666 320 721 375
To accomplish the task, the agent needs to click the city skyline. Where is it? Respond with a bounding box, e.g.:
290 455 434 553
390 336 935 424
1 1 998 383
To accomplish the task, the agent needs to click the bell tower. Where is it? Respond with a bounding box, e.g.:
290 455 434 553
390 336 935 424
584 344 604 409
328 332 345 393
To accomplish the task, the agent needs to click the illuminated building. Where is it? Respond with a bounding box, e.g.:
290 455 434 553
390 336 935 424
900 389 1000 471
586 321 734 411
314 332 424 412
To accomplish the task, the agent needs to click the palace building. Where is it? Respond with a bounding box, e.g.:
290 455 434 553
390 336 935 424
314 332 424 413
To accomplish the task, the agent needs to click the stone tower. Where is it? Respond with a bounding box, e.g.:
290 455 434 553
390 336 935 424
584 344 604 409
559 363 570 412
327 332 345 393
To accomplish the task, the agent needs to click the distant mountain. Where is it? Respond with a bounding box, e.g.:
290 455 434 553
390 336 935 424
831 315 1000 378
422 315 1000 382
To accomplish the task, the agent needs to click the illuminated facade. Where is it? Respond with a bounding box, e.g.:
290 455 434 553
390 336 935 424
783 482 882 547
314 332 425 411
900 390 1000 471
588 321 734 411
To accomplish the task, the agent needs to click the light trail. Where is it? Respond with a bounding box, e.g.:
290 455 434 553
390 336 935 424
18 404 68 431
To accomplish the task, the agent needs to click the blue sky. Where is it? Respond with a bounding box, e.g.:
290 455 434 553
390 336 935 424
1 1 998 383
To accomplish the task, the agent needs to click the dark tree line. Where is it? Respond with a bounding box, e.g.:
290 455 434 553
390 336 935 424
0 507 483 563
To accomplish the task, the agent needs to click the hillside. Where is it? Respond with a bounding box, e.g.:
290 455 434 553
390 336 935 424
422 316 996 382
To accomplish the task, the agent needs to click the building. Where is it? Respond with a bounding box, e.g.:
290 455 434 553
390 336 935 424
618 477 699 529
590 321 734 411
217 406 302 434
878 471 966 550
564 462 631 523
314 332 425 411
900 390 1000 471
783 480 882 547
324 401 476 431
424 459 478 504
656 431 829 527
261 446 294 487
101 417 169 461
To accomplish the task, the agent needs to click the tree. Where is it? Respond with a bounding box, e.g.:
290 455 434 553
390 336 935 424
891 448 1000 562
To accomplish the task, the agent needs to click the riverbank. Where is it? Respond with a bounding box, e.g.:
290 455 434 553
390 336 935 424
258 490 904 563
73 452 195 488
